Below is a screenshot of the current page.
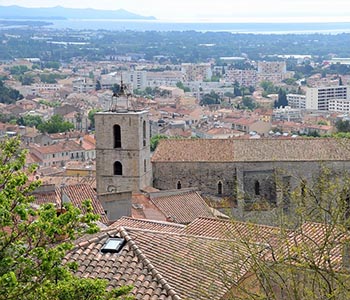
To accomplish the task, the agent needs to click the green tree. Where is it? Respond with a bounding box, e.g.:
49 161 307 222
9 65 30 76
37 114 74 134
176 81 190 92
336 119 350 133
17 115 43 128
40 73 60 84
242 96 256 110
150 134 168 152
95 80 102 91
88 109 101 130
221 168 350 300
42 61 60 70
200 91 221 105
274 88 288 108
0 137 132 300
0 80 23 104
19 74 34 86
233 81 242 97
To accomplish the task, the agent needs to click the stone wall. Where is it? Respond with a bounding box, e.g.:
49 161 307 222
152 160 350 221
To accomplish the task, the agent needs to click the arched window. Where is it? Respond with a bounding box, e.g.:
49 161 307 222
143 120 146 147
144 159 147 173
177 181 182 189
218 181 223 195
113 161 123 175
254 180 260 196
113 124 121 148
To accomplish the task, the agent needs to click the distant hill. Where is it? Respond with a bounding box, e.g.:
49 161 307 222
0 5 156 20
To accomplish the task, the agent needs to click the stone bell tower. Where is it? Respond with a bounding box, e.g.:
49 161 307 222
95 84 152 195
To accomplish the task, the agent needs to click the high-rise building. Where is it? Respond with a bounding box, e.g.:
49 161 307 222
305 86 350 110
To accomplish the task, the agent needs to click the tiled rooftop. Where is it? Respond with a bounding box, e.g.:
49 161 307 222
274 222 348 272
151 138 350 162
150 190 215 224
183 217 284 246
109 216 185 233
64 226 252 300
32 183 108 224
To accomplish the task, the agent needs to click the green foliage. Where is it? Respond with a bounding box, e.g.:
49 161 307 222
38 99 61 108
150 134 168 152
274 88 288 108
231 168 350 299
18 73 34 86
95 80 101 91
17 115 44 128
9 65 30 75
0 80 23 104
317 120 328 126
37 114 74 134
88 109 101 130
42 61 60 70
241 96 256 110
260 80 279 96
176 81 190 92
39 73 64 84
200 90 221 105
0 137 131 300
282 77 297 85
336 119 350 133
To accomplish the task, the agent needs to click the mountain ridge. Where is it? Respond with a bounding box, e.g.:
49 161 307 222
0 5 156 20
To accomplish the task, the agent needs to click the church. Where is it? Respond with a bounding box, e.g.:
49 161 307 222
95 108 350 222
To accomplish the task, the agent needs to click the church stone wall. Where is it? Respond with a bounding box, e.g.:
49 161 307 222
152 160 350 202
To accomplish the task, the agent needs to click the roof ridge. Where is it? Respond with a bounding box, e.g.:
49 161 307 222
191 216 284 231
116 216 186 228
123 226 247 242
119 227 181 300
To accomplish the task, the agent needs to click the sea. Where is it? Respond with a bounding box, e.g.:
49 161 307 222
44 19 350 34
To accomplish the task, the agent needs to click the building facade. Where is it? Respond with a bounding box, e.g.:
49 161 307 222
306 85 350 110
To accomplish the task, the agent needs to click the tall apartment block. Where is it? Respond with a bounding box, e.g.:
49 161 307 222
305 85 350 111
181 63 212 81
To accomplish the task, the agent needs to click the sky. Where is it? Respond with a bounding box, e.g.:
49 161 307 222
1 0 350 22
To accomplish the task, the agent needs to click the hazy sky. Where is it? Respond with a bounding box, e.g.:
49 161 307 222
1 0 350 22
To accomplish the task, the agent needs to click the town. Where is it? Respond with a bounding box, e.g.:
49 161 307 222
2 25 350 299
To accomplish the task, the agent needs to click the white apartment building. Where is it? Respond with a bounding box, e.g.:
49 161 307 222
305 85 350 110
147 71 183 88
257 61 292 84
72 78 95 93
329 99 350 112
287 94 306 109
125 71 147 90
224 69 257 87
181 63 212 81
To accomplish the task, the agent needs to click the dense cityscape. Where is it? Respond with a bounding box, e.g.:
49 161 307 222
2 4 350 300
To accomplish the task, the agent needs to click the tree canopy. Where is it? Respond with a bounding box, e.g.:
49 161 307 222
37 114 74 134
0 137 131 300
0 80 23 104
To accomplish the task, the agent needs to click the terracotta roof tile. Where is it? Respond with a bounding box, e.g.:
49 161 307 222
152 138 350 162
32 183 108 224
109 217 185 233
274 222 348 272
65 227 252 300
150 190 215 224
183 217 284 246
60 184 109 224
